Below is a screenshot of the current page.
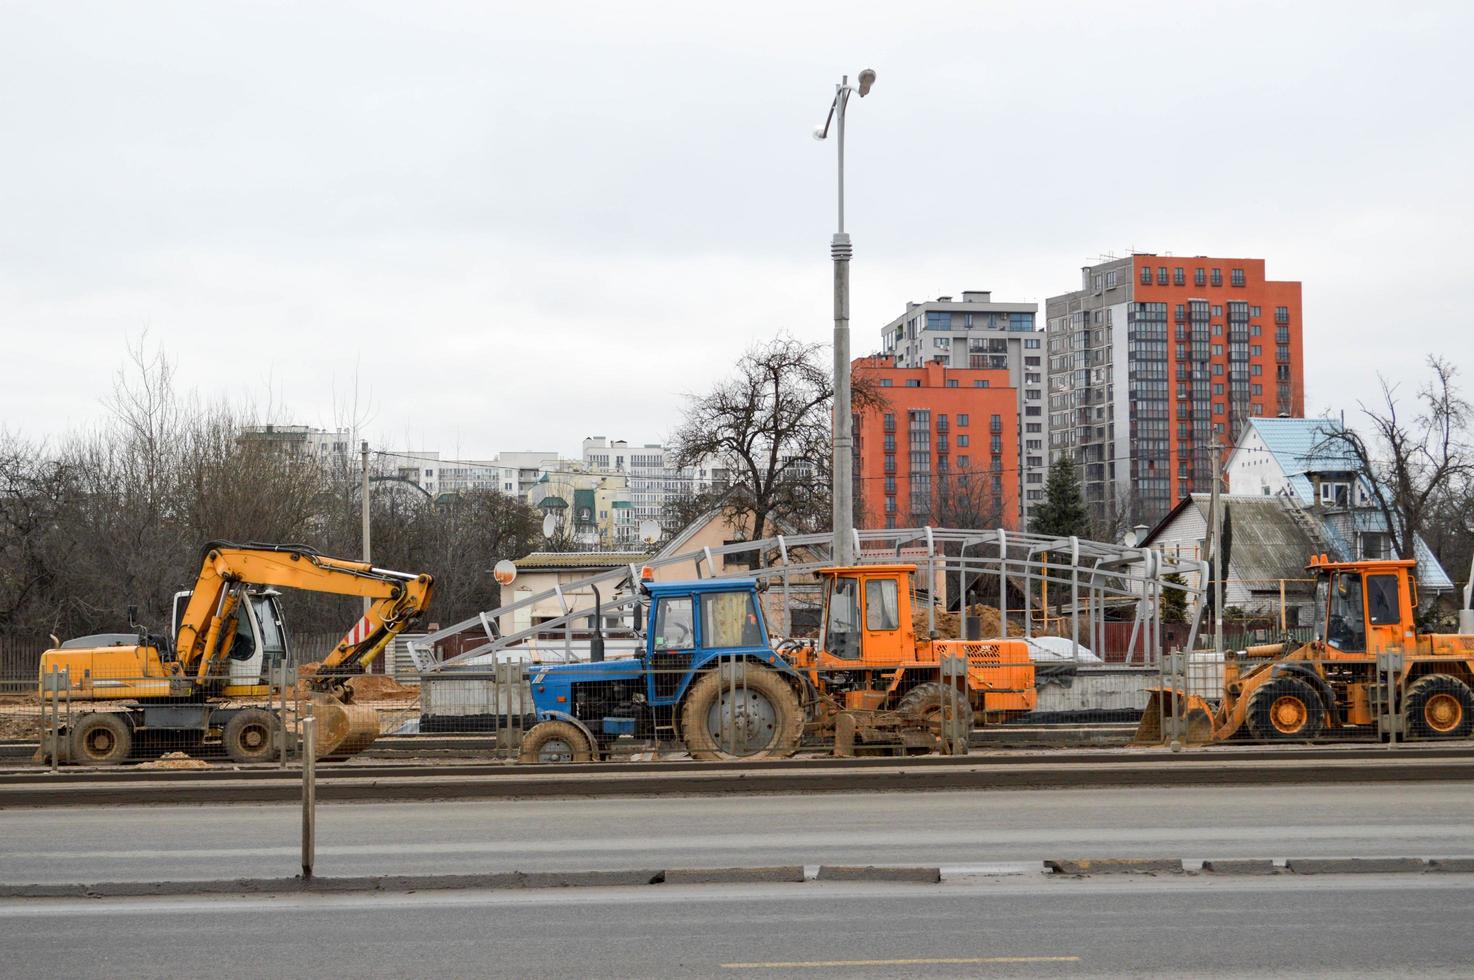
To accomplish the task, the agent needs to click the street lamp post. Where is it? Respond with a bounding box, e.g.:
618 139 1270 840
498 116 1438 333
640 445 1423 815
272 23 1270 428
814 68 876 568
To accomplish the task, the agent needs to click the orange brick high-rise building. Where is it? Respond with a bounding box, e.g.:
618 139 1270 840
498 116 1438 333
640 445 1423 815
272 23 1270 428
852 357 1021 530
1045 255 1305 525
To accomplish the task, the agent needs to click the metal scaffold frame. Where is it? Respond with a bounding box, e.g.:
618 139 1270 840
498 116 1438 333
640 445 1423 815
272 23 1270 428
407 526 1207 674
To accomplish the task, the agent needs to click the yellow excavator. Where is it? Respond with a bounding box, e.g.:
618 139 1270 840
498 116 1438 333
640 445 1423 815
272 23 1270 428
37 542 434 764
1137 555 1474 744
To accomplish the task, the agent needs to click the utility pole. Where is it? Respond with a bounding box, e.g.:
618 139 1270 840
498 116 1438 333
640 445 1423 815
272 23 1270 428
1207 438 1225 655
814 68 877 568
360 440 372 617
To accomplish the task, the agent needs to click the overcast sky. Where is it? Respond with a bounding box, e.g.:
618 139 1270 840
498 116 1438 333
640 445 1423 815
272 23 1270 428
2 0 1470 458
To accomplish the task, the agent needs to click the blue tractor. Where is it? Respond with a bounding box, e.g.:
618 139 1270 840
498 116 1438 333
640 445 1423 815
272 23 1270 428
517 577 808 763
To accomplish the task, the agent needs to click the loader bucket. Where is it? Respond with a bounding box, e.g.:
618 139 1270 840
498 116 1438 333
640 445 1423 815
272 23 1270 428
310 694 381 760
1134 688 1217 746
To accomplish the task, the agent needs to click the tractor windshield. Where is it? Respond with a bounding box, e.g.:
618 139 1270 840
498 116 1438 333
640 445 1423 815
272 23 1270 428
824 576 862 660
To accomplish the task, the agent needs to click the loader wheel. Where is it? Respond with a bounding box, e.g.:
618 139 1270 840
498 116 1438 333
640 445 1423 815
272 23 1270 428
71 713 133 765
518 721 594 764
223 709 278 764
896 682 976 734
681 664 803 761
1403 675 1474 739
1247 676 1324 740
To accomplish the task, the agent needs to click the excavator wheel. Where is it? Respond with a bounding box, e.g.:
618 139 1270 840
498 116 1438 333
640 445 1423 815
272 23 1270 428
519 721 595 764
681 664 804 762
1403 675 1474 740
71 712 133 765
896 682 975 736
1246 676 1325 741
223 708 279 764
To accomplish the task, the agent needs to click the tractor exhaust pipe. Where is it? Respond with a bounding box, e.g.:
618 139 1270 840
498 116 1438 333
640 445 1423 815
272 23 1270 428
1461 553 1474 636
590 584 605 663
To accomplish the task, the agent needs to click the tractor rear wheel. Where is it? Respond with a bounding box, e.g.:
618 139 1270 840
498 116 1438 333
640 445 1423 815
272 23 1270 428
896 682 975 734
519 721 594 764
1246 676 1325 740
71 712 133 765
223 709 278 764
681 664 803 762
1403 675 1474 739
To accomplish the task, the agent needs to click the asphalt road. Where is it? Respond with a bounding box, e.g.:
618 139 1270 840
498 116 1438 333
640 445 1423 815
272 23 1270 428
2 874 1471 978
4 781 1473 884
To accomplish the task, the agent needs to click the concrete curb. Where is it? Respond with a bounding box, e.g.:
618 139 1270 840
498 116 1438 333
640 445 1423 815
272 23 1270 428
1428 858 1474 873
1285 858 1428 874
1201 859 1279 875
663 867 805 884
817 865 942 883
1045 858 1182 876
6 756 1474 807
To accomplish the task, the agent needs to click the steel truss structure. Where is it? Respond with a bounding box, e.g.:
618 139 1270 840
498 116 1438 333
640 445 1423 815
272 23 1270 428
408 527 1207 674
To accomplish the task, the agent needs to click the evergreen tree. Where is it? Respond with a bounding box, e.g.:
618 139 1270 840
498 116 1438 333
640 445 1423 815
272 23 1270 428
1030 454 1091 539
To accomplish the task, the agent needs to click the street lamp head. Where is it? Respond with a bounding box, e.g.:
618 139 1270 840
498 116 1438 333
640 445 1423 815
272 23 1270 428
857 68 877 97
812 124 828 141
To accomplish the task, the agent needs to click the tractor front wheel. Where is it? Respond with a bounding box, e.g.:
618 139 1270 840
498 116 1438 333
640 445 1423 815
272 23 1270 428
519 721 595 764
1247 676 1325 740
896 682 976 735
1403 675 1474 739
681 664 803 762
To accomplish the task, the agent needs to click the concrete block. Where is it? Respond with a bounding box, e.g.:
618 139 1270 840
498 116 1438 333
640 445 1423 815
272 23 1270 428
1426 858 1474 873
816 865 941 883
1286 858 1426 874
663 866 805 885
1200 860 1278 876
1045 858 1183 876
522 869 664 889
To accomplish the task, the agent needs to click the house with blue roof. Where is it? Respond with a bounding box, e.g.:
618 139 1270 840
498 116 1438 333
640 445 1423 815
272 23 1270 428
1225 417 1453 594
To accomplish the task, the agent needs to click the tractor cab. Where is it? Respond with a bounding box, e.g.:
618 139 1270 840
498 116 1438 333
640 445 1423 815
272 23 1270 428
1310 556 1417 657
814 565 919 667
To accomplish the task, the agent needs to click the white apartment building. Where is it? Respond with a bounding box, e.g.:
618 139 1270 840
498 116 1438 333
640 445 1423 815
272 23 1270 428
581 437 718 526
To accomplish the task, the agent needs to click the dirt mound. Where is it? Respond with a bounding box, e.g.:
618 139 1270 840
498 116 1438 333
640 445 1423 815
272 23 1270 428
913 604 1025 640
0 710 40 739
345 674 416 702
138 751 210 770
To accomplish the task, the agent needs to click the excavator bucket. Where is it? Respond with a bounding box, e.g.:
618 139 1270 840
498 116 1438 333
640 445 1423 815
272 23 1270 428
1134 689 1217 746
309 694 382 760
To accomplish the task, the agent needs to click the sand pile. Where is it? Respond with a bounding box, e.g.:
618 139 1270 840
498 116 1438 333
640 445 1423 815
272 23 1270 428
138 751 210 770
913 604 1026 639
345 674 416 702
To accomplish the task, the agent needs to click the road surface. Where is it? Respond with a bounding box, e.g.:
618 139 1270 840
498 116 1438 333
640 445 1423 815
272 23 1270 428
3 781 1472 884
1 874 1471 978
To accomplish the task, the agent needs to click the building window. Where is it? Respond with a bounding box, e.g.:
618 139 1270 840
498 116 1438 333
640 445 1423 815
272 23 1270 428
1213 402 1224 415
957 434 970 447
1213 383 1224 395
973 380 989 388
958 414 969 426
1024 338 1041 349
1275 306 1290 324
879 378 892 387
1251 345 1262 357
1211 268 1223 286
1139 265 1152 284
1231 268 1246 287
1212 344 1223 356
905 379 920 387
1251 363 1263 376
926 311 952 330
990 414 1002 432
1157 266 1169 285
1173 267 1185 285
946 379 958 388
1194 268 1206 286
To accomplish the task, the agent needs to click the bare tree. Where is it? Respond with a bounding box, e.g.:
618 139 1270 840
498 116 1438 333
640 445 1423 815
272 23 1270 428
670 335 884 544
1318 356 1472 561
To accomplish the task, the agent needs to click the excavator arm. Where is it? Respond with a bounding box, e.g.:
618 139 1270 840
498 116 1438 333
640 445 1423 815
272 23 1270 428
176 542 434 687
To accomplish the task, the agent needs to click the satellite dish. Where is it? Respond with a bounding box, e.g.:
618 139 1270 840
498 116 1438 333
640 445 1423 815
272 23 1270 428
542 513 557 539
638 519 661 544
492 559 517 586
